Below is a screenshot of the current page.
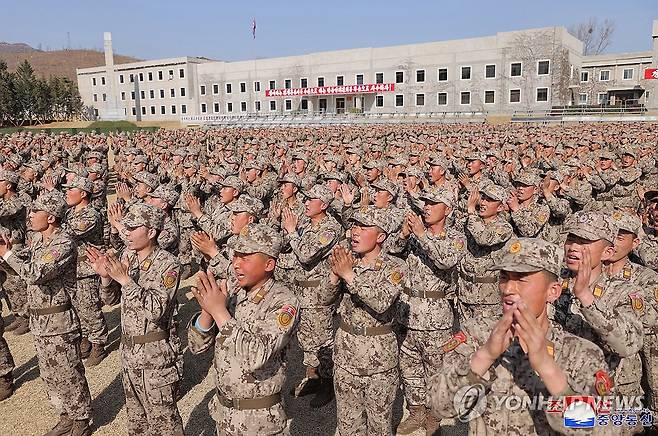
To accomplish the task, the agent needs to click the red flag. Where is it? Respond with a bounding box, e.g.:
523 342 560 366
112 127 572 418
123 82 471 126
251 18 257 39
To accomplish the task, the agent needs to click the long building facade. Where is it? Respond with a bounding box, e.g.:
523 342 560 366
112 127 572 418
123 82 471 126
77 21 658 123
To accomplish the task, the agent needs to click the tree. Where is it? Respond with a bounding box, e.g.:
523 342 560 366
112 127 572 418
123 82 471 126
13 60 37 125
568 18 615 56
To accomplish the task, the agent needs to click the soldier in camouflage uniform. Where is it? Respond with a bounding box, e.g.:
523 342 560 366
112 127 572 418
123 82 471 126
89 203 184 436
0 191 93 436
428 237 612 435
188 223 300 435
329 206 405 436
507 171 550 238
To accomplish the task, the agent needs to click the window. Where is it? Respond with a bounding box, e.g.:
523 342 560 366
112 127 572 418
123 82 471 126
141 106 146 115
92 78 97 86
148 72 153 81
227 102 233 112
149 90 155 99
623 68 634 80
269 100 276 111
181 105 186 114
484 90 495 104
395 94 404 107
336 76 344 86
131 91 135 100
226 83 232 94
180 87 186 97
171 105 176 114
416 69 425 83
201 103 207 113
438 68 448 81
597 93 607 104
460 66 471 80
95 109 99 117
317 77 324 87
415 93 425 106
485 64 496 79
179 68 185 78
537 60 550 75
579 93 588 105
93 94 98 102
536 87 549 102
240 101 247 112
129 74 134 83
269 80 276 90
460 91 471 105
168 70 174 79
285 99 292 111
510 62 522 77
509 89 521 103
254 101 261 112
356 74 364 85
395 71 404 83
132 107 136 116
159 89 165 98
158 71 163 80
437 92 447 106
140 90 145 100
200 85 206 96
301 99 308 110
119 74 124 84
139 73 144 82
375 72 384 84
300 78 308 88
376 95 384 107
161 105 166 115
580 71 589 82
212 84 219 95
599 70 610 81
284 79 292 89
170 88 175 98
254 81 261 92
240 82 246 93
214 102 220 113
121 91 126 101
101 76 106 85
150 106 155 115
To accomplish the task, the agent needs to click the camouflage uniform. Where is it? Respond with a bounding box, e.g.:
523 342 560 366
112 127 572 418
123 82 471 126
187 223 300 435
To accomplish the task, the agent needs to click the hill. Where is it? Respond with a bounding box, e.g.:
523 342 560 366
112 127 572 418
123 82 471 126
0 43 141 82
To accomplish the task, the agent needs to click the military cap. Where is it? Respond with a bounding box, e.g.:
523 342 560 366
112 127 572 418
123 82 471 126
243 158 265 171
388 156 407 166
219 175 245 192
513 171 541 187
62 175 94 193
564 158 581 169
465 152 486 162
350 205 396 234
563 142 576 150
427 153 448 167
492 237 563 277
227 195 264 217
278 173 301 186
122 203 165 231
402 166 424 179
22 161 42 174
86 151 105 160
521 149 536 159
133 171 159 190
0 170 19 185
619 146 637 158
345 146 362 155
479 184 507 202
87 163 104 174
419 187 456 208
562 211 618 244
598 149 617 161
64 166 89 177
322 172 347 183
371 178 399 198
291 151 308 163
229 223 283 259
183 160 200 171
302 184 334 204
7 154 23 167
149 184 180 207
173 148 187 157
208 165 227 178
32 191 67 219
363 160 385 170
610 210 641 236
133 155 149 165
324 154 343 166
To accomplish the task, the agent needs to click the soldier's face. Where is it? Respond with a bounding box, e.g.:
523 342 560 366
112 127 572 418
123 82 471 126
246 169 259 182
466 159 483 175
325 161 336 171
220 186 238 203
564 234 614 271
599 158 613 170
351 224 385 254
326 179 341 193
280 182 296 200
232 252 275 289
499 270 559 317
304 198 325 217
65 188 84 206
428 165 445 182
423 201 449 225
29 210 50 232
173 156 183 164
477 196 501 219
124 226 151 251
373 190 392 208
231 212 253 234
65 172 76 184
136 182 151 199
0 181 7 196
293 159 306 174
515 185 535 202
366 168 380 182
621 155 635 168
610 231 639 262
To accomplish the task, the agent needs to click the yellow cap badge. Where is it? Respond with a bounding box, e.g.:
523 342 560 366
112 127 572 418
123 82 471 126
509 242 522 254
612 211 622 221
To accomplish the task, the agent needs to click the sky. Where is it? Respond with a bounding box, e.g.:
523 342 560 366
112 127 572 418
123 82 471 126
3 0 658 61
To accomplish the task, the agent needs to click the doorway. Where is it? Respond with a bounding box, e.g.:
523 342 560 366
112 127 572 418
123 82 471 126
336 98 346 114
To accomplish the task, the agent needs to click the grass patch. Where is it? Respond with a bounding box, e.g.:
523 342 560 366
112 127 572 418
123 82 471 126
1 121 160 135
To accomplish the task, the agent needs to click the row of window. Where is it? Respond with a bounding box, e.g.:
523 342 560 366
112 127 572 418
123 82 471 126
127 104 188 116
91 68 186 87
579 67 636 83
93 87 187 102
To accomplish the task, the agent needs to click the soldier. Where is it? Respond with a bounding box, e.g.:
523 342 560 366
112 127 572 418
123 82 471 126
427 238 611 434
329 206 405 436
63 175 109 366
507 171 550 238
190 175 244 242
281 184 342 407
0 191 93 435
188 223 300 435
0 296 15 401
88 203 184 436
391 187 465 435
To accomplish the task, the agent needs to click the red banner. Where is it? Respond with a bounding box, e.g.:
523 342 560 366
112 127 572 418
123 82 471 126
644 68 658 79
265 83 395 97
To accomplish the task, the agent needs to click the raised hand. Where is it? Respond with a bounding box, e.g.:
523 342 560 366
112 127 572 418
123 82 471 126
190 231 219 259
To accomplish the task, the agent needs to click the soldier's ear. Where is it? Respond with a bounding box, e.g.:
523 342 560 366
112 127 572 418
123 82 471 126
546 278 562 304
147 228 157 240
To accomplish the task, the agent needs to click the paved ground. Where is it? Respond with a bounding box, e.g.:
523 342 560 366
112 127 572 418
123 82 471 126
0 280 468 435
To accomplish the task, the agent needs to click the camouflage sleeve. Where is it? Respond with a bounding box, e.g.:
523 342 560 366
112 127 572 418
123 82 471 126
544 194 571 219
220 294 299 372
288 225 339 267
388 235 409 256
562 182 592 208
466 214 513 247
187 312 218 355
6 237 76 285
109 229 127 251
208 252 231 280
198 213 231 242
100 280 121 306
619 168 642 184
64 210 100 240
594 170 620 189
245 184 269 201
346 259 404 314
510 204 549 238
158 224 179 253
415 233 465 269
0 197 23 218
121 259 180 324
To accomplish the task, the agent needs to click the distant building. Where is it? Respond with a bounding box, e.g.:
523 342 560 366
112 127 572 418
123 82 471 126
77 21 658 123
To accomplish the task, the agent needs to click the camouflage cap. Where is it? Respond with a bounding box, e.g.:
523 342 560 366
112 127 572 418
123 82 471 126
219 175 245 192
243 158 265 171
562 211 618 244
133 155 149 165
229 223 283 258
32 191 67 219
402 166 424 179
479 184 507 202
465 152 486 162
322 172 347 183
610 210 641 236
277 173 301 186
513 170 541 187
86 151 105 160
133 171 159 190
363 160 385 170
87 163 104 174
149 184 180 207
492 237 563 277
619 146 637 158
388 156 407 166
64 166 89 177
183 160 200 171
350 205 395 234
62 175 94 193
598 149 617 161
291 151 309 163
208 165 226 178
371 178 399 198
0 170 19 185
302 184 334 204
227 195 264 217
122 203 165 231
427 153 448 167
419 187 456 208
